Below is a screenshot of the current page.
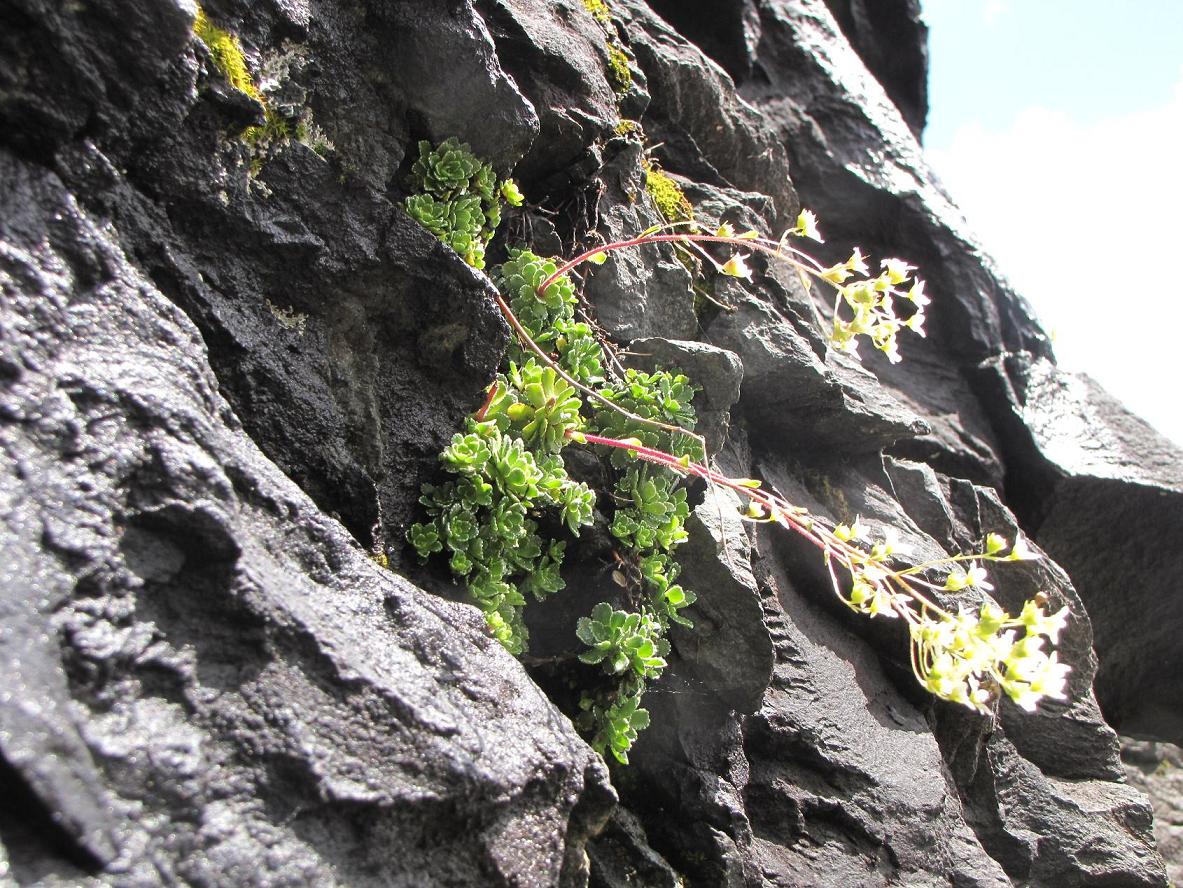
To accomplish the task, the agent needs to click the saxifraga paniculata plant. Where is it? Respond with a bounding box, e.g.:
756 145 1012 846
403 138 524 270
406 138 1072 764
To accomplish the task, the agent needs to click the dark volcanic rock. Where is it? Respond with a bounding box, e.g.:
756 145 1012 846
615 0 798 229
741 0 1044 486
2 0 1178 885
581 142 699 342
1123 739 1183 885
0 95 609 888
645 0 764 84
822 0 928 139
1019 361 1183 746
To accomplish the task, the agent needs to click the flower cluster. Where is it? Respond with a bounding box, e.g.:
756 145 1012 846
821 254 929 363
827 522 1070 713
545 209 926 365
911 599 1071 712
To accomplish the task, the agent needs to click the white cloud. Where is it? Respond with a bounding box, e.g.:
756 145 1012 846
982 0 1009 26
928 69 1183 447
924 0 1009 27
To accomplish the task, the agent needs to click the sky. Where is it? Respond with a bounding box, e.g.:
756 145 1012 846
922 0 1183 447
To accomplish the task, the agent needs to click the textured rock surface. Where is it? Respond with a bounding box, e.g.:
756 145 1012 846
1019 362 1183 747
1124 740 1183 887
1 0 1177 885
822 0 928 139
0 150 612 884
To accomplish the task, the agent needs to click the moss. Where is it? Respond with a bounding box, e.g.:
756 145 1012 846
606 41 632 95
193 8 261 102
614 119 641 137
578 0 631 96
581 0 613 26
242 107 288 147
644 163 693 223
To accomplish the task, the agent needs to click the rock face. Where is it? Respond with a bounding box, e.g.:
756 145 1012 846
1124 740 1183 888
1016 362 1183 747
0 135 612 888
0 1 1176 886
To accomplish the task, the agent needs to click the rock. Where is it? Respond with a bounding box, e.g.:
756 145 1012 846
2 0 1178 883
580 141 699 342
947 729 1164 887
1122 739 1183 887
615 0 798 229
740 0 1050 483
480 0 619 186
0 148 613 886
720 527 1010 887
1019 361 1183 746
672 486 773 713
587 807 682 888
644 0 764 83
706 277 931 454
822 0 928 139
377 1 540 173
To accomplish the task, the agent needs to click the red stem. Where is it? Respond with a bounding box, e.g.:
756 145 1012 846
474 380 500 421
573 431 826 552
538 233 818 297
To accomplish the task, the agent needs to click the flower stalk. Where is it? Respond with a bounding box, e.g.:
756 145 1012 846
567 428 1069 713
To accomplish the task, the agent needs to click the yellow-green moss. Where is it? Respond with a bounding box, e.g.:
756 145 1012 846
606 41 632 95
193 8 261 102
644 163 693 223
581 0 613 26
242 107 288 147
578 0 631 95
614 119 641 137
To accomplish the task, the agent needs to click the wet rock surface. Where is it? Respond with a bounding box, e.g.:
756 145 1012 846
1 0 1177 885
1018 362 1183 748
0 150 612 885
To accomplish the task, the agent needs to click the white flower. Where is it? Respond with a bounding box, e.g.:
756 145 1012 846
1003 680 1042 712
1008 537 1038 561
720 253 753 279
965 562 994 591
868 585 899 618
984 532 1008 556
845 247 869 276
881 258 915 285
834 516 867 542
905 279 930 307
871 527 912 560
944 568 970 592
1019 600 1070 644
1027 652 1071 701
795 209 822 242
